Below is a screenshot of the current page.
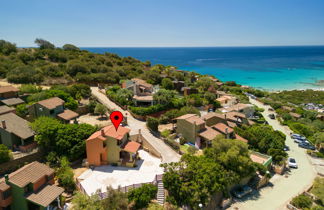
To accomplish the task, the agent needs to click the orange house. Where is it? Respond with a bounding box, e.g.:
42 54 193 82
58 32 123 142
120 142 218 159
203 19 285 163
86 125 141 167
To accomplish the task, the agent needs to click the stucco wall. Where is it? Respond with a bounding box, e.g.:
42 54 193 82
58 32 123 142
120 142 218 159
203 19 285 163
176 119 197 144
106 136 121 163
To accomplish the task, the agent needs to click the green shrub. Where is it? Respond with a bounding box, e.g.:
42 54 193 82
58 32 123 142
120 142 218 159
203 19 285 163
130 104 166 116
128 184 158 209
146 117 159 132
161 130 171 138
56 157 76 192
165 138 180 151
0 144 11 164
179 137 186 145
291 194 312 209
311 177 324 206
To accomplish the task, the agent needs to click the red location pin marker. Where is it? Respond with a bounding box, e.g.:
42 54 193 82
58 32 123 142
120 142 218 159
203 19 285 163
110 111 123 131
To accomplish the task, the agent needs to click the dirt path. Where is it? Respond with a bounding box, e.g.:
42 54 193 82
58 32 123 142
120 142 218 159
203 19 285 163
91 87 180 163
230 98 317 210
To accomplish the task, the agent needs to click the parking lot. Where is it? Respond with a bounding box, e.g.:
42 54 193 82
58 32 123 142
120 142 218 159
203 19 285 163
78 150 164 195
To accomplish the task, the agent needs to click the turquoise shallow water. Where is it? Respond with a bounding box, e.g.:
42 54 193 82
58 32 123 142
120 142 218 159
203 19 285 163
83 46 324 91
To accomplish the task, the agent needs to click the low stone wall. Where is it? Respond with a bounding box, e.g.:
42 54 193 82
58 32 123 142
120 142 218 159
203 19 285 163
130 134 162 159
0 149 44 175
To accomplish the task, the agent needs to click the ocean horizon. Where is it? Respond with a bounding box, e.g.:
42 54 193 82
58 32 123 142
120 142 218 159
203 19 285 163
82 46 324 91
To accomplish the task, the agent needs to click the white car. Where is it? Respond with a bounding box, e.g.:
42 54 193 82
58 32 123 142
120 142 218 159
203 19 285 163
288 158 298 168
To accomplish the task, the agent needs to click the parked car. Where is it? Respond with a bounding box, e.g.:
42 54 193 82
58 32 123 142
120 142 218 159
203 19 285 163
291 134 306 140
288 158 298 168
298 142 315 150
294 138 304 144
268 114 275 119
284 145 290 151
232 185 253 198
268 108 274 111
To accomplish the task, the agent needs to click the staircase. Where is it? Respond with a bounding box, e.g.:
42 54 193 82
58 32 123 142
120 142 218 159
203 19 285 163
157 181 165 205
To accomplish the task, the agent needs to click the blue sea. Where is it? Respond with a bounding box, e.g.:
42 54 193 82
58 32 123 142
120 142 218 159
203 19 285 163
83 46 324 91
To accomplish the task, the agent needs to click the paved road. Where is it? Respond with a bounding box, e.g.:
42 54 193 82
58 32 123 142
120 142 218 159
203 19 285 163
230 98 317 210
91 87 180 163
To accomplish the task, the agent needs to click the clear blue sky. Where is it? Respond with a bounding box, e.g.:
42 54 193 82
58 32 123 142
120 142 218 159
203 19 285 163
1 0 324 47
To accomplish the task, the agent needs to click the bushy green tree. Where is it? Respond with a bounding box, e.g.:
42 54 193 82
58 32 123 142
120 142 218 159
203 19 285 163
153 89 177 105
15 104 28 118
31 117 96 161
62 44 80 51
204 136 256 180
146 117 159 132
56 157 75 191
19 84 42 94
162 155 232 208
161 78 174 90
0 144 11 163
128 184 157 209
71 192 103 210
235 124 287 164
102 186 129 210
94 104 108 117
0 40 17 55
35 38 55 49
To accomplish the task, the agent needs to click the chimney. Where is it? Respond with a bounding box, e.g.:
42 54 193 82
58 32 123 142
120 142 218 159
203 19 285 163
224 114 227 120
138 129 141 135
101 129 105 137
2 120 6 129
4 174 9 184
225 128 229 139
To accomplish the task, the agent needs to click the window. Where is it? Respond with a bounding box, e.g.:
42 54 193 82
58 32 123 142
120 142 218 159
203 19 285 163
2 189 11 200
103 141 107 148
50 109 54 114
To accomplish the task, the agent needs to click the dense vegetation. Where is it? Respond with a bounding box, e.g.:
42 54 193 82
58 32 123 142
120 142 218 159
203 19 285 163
31 117 97 163
235 124 287 164
260 89 324 157
71 184 157 210
0 144 11 164
0 39 147 85
267 89 324 105
162 137 259 208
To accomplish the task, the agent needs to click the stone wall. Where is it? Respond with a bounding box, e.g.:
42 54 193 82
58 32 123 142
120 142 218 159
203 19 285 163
0 150 44 175
130 134 162 159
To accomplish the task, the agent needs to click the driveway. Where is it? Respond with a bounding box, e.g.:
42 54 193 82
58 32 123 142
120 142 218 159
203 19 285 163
230 98 317 210
78 150 164 195
91 87 181 163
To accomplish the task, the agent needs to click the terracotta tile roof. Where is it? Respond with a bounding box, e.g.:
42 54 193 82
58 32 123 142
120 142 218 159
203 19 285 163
224 103 253 112
212 123 234 134
122 141 141 153
282 106 294 111
8 162 54 187
290 112 301 118
57 109 79 121
226 111 246 119
0 113 34 139
0 105 15 115
202 112 225 121
1 98 24 106
250 152 270 165
88 125 130 141
133 95 153 101
175 114 196 120
199 126 222 141
27 185 64 207
0 86 19 94
131 78 152 88
235 134 248 143
37 97 64 110
0 178 10 191
185 116 205 125
227 121 238 128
